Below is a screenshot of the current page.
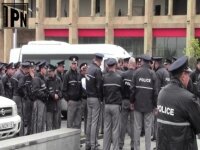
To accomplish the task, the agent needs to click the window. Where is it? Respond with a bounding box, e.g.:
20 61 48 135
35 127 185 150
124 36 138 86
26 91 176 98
115 0 128 16
132 0 145 16
196 0 200 14
46 0 56 17
153 0 168 16
152 37 186 57
29 0 36 18
45 37 68 42
61 0 69 17
79 0 91 17
114 37 144 57
79 37 105 44
173 0 187 15
17 29 35 47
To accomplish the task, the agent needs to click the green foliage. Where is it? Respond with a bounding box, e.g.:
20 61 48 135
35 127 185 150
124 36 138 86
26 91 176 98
185 38 200 69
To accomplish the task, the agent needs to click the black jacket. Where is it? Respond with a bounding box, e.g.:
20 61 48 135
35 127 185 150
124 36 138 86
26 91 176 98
130 63 158 112
11 69 26 97
155 66 170 92
103 71 124 105
86 62 103 100
2 74 13 99
31 73 48 102
122 69 135 99
62 69 82 101
46 75 62 112
157 78 200 150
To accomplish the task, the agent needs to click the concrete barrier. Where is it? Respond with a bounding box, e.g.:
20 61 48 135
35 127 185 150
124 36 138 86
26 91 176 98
0 128 81 150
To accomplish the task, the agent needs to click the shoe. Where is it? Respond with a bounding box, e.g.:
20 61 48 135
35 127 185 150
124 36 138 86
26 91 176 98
153 147 157 150
119 147 123 150
151 137 156 141
131 148 134 150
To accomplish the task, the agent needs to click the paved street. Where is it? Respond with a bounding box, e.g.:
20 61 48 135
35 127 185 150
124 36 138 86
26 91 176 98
61 120 200 150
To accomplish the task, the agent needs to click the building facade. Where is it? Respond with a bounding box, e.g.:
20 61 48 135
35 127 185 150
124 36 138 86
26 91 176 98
0 0 200 62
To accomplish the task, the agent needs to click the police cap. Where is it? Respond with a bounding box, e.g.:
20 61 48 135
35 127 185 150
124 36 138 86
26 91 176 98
168 56 190 75
141 54 152 61
164 58 172 65
57 60 65 66
35 61 41 66
21 62 30 68
25 61 35 67
152 56 163 62
95 53 104 60
48 64 56 71
38 61 47 69
79 63 87 70
172 56 178 62
107 58 117 67
123 57 130 63
136 56 142 63
69 56 79 63
14 61 21 69
6 62 15 69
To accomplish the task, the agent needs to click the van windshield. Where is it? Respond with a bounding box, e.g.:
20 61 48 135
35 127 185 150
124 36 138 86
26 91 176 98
22 54 94 70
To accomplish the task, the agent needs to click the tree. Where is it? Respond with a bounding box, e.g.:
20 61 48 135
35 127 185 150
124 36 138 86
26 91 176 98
185 38 200 69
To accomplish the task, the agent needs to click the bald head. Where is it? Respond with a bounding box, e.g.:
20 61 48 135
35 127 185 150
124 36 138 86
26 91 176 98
128 57 136 69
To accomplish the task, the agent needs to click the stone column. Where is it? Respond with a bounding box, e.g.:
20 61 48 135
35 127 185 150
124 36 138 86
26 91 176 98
57 0 61 19
128 0 133 16
186 0 195 56
35 0 45 40
91 0 96 16
144 0 153 55
105 0 114 44
69 0 78 44
168 0 173 16
3 0 13 62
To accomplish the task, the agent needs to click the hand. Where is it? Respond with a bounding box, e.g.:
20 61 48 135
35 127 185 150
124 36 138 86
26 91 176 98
154 108 158 116
130 103 134 111
54 94 59 100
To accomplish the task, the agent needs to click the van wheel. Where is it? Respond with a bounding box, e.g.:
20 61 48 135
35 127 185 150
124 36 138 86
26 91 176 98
61 110 67 120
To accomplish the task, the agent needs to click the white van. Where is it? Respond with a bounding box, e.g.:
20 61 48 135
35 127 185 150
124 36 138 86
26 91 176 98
9 41 130 70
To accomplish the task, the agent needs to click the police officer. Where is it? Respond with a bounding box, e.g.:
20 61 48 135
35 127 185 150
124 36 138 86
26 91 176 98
123 57 130 71
130 54 158 150
163 58 172 71
80 62 88 134
151 57 170 141
157 56 200 150
23 61 35 135
56 60 65 127
2 63 16 99
103 58 124 150
62 56 82 129
56 60 65 82
31 61 48 133
85 53 104 150
46 64 62 131
12 62 30 136
119 57 136 150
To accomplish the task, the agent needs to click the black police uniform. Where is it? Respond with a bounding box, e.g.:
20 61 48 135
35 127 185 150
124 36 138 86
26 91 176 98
11 62 30 136
46 64 62 131
2 63 15 99
157 56 200 150
31 61 48 134
56 60 65 82
85 53 104 150
62 56 82 129
130 54 158 150
102 58 124 150
119 67 135 149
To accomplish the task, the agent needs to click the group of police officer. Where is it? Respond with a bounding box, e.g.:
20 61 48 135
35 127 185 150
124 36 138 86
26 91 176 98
1 53 200 150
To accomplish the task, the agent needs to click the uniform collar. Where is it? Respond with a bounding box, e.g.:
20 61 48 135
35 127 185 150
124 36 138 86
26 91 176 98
170 78 185 89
